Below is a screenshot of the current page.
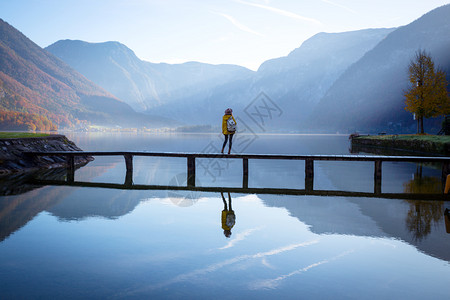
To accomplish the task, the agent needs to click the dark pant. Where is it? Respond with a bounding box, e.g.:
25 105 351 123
222 134 233 150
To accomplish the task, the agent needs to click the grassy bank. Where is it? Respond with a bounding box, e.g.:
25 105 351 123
352 134 450 155
0 132 52 139
360 134 450 142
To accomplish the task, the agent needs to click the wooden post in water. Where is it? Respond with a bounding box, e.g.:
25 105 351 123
187 155 196 187
243 158 249 189
305 158 314 192
124 154 133 186
66 155 75 183
442 162 450 183
374 160 382 194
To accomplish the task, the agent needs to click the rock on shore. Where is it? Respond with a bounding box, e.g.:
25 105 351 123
0 135 92 176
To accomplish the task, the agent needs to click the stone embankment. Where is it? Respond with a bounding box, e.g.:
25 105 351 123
350 134 450 156
0 135 92 176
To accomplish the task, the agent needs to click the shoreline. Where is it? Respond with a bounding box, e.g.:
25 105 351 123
350 134 450 156
0 134 92 176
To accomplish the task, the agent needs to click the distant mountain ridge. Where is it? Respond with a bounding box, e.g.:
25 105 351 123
46 40 254 113
247 28 396 129
2 4 450 132
47 28 394 129
153 27 395 128
0 19 167 129
310 4 450 133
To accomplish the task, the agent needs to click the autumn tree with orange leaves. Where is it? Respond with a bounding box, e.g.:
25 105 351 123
404 50 450 134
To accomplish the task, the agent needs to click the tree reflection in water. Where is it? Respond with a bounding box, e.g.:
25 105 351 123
404 166 444 241
405 200 443 241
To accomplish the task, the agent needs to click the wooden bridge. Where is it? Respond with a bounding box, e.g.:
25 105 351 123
26 151 450 200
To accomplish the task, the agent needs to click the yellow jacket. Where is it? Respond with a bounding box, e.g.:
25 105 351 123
222 210 236 231
222 114 236 135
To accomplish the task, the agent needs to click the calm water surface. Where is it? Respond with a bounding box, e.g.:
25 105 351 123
0 133 449 299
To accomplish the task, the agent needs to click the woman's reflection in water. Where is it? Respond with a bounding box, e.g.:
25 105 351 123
221 192 236 238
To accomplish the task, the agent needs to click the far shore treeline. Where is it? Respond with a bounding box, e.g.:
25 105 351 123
0 111 57 131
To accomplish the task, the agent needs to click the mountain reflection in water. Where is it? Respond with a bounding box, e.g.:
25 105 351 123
0 133 449 298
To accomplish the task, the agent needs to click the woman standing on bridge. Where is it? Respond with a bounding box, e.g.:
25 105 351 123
221 108 236 154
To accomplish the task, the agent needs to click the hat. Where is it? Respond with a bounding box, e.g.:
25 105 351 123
225 108 232 114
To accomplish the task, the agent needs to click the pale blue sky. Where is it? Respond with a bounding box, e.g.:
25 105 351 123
1 0 449 70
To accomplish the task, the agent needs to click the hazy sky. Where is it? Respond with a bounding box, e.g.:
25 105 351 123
1 0 449 70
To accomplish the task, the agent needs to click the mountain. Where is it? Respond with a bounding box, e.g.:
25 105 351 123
248 28 396 129
29 4 450 133
257 28 395 100
0 19 167 130
167 28 395 129
309 4 450 133
46 40 254 113
47 29 393 130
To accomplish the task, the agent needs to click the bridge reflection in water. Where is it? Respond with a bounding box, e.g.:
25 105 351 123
26 151 450 201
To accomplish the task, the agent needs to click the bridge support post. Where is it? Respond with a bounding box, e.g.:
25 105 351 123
66 155 74 183
243 158 249 189
442 162 450 179
124 154 133 186
442 162 450 192
187 155 195 187
374 160 382 194
305 158 314 192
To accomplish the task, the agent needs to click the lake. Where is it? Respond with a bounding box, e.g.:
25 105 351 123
0 133 449 299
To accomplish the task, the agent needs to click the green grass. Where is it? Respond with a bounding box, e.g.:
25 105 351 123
352 134 450 154
357 134 450 143
0 132 52 139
